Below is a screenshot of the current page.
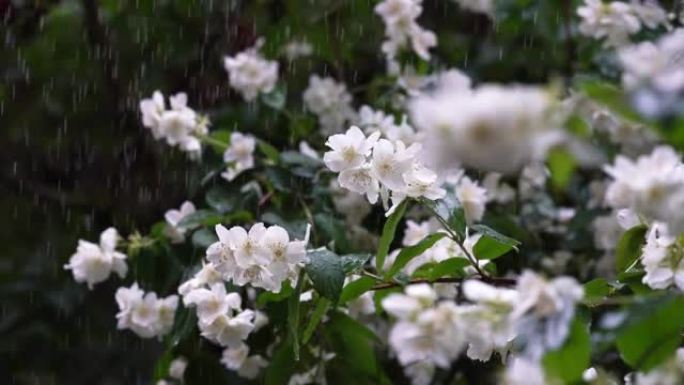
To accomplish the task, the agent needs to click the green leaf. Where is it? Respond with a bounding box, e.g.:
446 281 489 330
547 147 577 190
580 80 646 125
288 272 305 361
385 233 447 279
176 209 222 229
426 258 470 281
340 276 376 304
302 297 331 344
260 84 287 110
341 253 371 274
472 231 518 261
615 225 647 273
471 225 520 260
543 318 591 383
191 228 218 249
432 193 466 236
376 200 408 272
617 296 684 370
205 186 235 213
583 278 612 305
280 151 322 168
257 281 294 306
208 129 231 153
305 248 345 302
265 340 296 385
258 140 280 162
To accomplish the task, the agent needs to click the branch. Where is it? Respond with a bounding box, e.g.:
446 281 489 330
368 275 516 291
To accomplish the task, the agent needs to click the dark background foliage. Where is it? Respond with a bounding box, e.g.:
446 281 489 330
0 0 622 383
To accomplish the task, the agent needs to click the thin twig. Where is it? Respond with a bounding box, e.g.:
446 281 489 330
368 276 516 291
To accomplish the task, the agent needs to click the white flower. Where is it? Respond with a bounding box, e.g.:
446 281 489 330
370 139 420 190
282 39 313 60
604 146 684 234
230 223 270 268
299 141 319 159
303 75 355 135
504 357 546 385
222 132 256 181
358 105 396 134
403 166 446 200
338 164 381 204
206 224 241 278
223 41 278 101
577 0 642 47
410 84 559 174
482 172 516 204
115 283 178 339
641 222 684 290
386 294 466 368
199 310 255 348
139 91 208 158
460 280 518 361
221 343 268 379
183 283 242 324
164 201 196 243
455 176 488 224
323 126 380 172
330 180 373 225
259 225 308 281
512 271 584 358
631 348 684 385
169 357 188 380
64 227 127 289
619 29 684 96
375 0 437 63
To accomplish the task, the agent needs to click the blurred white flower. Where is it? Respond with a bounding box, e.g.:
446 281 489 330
224 40 278 101
375 0 436 65
169 357 188 380
115 283 178 339
281 39 313 60
64 227 127 289
577 0 642 47
455 176 488 224
453 0 494 16
641 222 684 290
303 75 355 135
164 201 196 243
221 343 268 379
222 132 256 181
504 356 546 385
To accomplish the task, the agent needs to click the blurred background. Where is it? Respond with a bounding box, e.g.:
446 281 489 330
0 0 590 383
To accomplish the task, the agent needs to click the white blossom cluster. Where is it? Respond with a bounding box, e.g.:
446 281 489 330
357 105 420 144
618 28 684 117
604 146 684 235
139 91 209 159
164 200 196 244
202 223 310 292
323 126 445 215
577 0 669 47
374 0 437 72
115 283 178 339
303 75 356 135
409 76 561 174
640 222 684 290
64 227 128 289
222 132 257 181
382 273 583 385
223 40 279 101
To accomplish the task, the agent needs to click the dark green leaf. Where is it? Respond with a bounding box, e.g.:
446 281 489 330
340 276 376 304
257 281 294 306
191 228 218 249
583 278 612 305
205 186 235 213
426 258 470 281
543 318 591 383
376 200 408 272
615 225 647 273
385 233 446 278
265 340 296 385
617 296 684 370
305 248 345 302
341 253 371 274
471 224 520 251
260 84 287 110
258 140 280 162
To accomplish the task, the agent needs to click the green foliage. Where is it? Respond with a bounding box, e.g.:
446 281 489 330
617 296 684 371
375 200 409 272
615 225 648 273
543 318 591 383
385 233 447 279
305 248 345 302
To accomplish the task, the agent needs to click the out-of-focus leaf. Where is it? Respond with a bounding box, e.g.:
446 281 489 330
205 186 235 213
302 297 330 344
261 84 287 110
257 281 294 306
617 296 684 370
543 318 591 382
583 278 613 305
265 340 296 385
191 228 217 249
547 147 577 190
305 248 345 302
258 140 280 162
177 210 222 229
376 200 408 272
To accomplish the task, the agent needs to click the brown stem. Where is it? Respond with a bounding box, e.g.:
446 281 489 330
369 275 516 291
